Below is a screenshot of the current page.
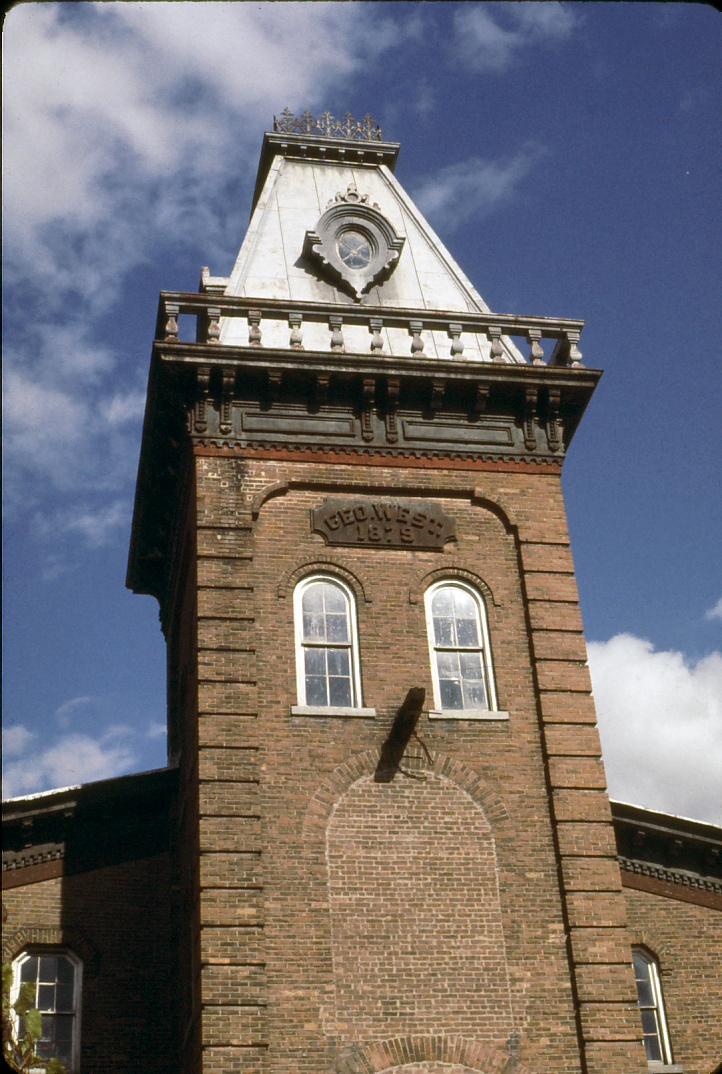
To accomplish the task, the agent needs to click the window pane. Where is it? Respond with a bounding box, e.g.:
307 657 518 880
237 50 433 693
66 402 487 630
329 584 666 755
440 677 463 709
322 583 347 613
329 676 352 707
635 975 654 1008
642 1033 662 1062
459 652 483 679
326 613 349 642
327 649 350 676
464 681 488 709
37 984 56 1011
305 676 327 706
302 585 324 613
456 617 480 647
451 587 476 617
303 612 325 640
20 957 37 983
431 588 453 615
56 958 74 986
304 648 325 676
433 617 454 646
56 983 74 1012
38 956 57 982
437 651 459 679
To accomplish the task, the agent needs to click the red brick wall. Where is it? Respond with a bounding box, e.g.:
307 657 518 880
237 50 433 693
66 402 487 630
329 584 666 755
3 854 175 1074
190 451 647 1074
624 886 722 1074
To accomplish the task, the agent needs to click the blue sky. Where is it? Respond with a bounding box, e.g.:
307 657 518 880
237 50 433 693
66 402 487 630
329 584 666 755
3 2 721 821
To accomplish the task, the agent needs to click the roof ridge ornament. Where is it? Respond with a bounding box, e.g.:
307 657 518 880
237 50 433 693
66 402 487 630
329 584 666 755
273 108 383 142
326 183 381 212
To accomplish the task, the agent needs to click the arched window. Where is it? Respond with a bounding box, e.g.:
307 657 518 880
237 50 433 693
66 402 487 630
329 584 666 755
294 576 362 709
632 946 673 1065
11 948 82 1072
425 580 499 716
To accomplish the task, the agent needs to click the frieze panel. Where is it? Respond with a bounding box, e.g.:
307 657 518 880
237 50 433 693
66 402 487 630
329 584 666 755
312 499 456 550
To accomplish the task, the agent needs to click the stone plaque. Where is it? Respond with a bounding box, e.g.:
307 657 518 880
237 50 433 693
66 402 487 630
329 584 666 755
311 499 456 549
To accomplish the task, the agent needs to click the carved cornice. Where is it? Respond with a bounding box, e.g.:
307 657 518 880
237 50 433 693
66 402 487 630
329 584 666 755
618 855 722 895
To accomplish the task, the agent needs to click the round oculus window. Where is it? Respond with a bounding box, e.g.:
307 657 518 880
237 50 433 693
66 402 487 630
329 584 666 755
336 230 372 270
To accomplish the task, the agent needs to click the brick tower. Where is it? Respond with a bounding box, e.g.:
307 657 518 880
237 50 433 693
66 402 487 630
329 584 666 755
127 113 648 1074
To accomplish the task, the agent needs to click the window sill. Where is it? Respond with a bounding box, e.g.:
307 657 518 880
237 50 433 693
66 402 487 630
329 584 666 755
290 705 377 719
428 708 509 721
648 1065 683 1073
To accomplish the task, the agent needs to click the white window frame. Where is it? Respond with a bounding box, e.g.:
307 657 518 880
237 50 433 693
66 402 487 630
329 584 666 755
11 947 83 1074
424 579 506 720
632 946 674 1068
292 574 372 716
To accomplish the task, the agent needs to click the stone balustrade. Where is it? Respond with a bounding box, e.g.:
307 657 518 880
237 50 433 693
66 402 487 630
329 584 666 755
156 292 584 368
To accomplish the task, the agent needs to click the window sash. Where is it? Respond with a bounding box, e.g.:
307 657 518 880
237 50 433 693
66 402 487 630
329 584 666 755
13 950 81 1073
425 582 497 712
633 948 673 1064
295 577 362 708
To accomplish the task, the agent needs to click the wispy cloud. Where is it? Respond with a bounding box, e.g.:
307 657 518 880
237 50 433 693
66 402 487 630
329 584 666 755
3 725 37 760
452 3 576 74
413 145 546 232
3 2 406 565
589 634 722 824
2 724 138 799
705 597 722 622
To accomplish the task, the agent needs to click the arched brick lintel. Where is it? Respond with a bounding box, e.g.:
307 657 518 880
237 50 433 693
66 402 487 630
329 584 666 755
303 749 510 843
276 557 373 603
2 925 100 976
334 1035 518 1074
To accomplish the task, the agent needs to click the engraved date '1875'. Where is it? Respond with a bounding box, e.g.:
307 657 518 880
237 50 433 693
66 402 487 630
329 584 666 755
311 499 456 550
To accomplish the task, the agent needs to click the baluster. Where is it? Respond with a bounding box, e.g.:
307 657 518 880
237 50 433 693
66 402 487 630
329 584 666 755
409 320 425 356
206 307 221 344
248 309 262 347
329 315 345 353
488 325 504 362
164 302 179 342
289 312 303 350
527 328 544 365
449 323 464 358
565 329 583 368
369 317 384 353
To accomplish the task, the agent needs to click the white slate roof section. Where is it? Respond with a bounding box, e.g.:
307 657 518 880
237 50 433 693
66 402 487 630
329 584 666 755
221 157 523 363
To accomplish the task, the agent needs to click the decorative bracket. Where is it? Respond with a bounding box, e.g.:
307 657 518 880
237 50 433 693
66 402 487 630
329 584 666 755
430 379 445 414
361 377 375 442
194 365 211 433
524 388 538 451
385 377 400 443
547 388 562 453
471 383 489 417
219 369 235 435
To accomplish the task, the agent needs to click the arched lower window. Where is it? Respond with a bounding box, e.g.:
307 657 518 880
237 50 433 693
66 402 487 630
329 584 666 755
632 946 673 1065
294 576 362 709
425 581 498 715
11 948 82 1072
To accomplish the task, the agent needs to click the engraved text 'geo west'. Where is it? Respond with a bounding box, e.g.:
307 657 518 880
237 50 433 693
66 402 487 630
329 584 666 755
311 499 456 549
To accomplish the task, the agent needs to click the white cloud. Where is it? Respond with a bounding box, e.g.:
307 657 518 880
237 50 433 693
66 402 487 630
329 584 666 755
53 696 97 728
3 725 37 760
2 727 138 799
705 596 722 622
453 3 576 73
146 721 167 740
34 501 129 550
413 146 545 232
589 634 722 824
